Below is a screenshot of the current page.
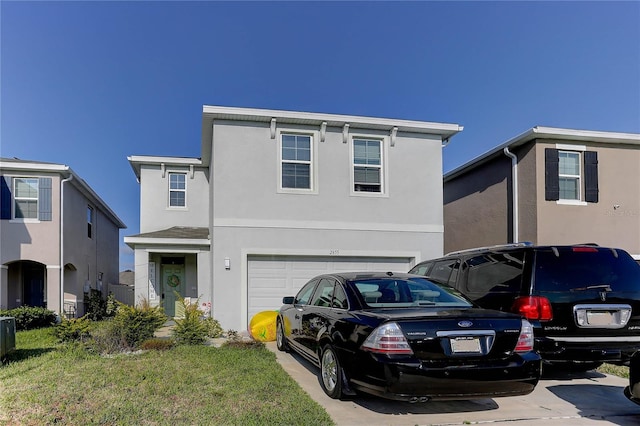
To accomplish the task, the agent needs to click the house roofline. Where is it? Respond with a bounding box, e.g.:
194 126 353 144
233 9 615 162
127 155 204 182
444 126 640 182
201 105 464 165
0 158 126 229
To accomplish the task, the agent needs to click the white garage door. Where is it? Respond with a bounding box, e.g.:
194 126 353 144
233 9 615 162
247 255 413 323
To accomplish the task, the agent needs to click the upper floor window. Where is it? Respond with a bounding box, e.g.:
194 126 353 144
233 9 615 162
558 151 581 200
14 178 39 219
168 172 186 207
1 176 52 221
352 138 383 193
545 147 598 204
87 206 94 238
280 134 312 190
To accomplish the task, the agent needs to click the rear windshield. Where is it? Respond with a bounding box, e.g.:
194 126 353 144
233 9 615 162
534 247 640 292
352 277 472 308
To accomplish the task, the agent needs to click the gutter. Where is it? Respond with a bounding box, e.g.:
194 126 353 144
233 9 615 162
60 173 74 317
503 147 518 243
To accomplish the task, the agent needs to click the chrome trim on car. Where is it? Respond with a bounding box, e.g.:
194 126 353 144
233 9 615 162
573 304 632 329
546 336 640 342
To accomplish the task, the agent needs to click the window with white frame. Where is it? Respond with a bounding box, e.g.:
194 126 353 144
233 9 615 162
14 178 38 219
87 206 94 238
352 138 383 193
281 134 312 190
558 151 581 200
168 172 186 207
545 147 598 204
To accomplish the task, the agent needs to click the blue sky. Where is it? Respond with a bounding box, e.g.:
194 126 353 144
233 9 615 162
2 1 639 271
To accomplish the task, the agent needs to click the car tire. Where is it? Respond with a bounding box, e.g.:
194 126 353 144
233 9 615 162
276 318 289 352
320 344 343 399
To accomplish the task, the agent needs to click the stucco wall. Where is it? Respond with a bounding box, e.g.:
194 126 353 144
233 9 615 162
139 164 209 233
0 172 62 266
210 119 446 330
443 156 512 253
535 141 640 255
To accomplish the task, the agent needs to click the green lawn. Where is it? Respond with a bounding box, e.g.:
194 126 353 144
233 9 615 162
1 328 334 426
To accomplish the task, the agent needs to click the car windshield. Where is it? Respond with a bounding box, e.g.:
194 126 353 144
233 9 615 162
352 277 472 308
534 247 640 292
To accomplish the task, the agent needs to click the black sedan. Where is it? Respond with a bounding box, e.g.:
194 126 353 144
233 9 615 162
276 272 542 402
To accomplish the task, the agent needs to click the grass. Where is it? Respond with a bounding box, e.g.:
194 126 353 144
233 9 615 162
598 363 629 379
1 327 334 426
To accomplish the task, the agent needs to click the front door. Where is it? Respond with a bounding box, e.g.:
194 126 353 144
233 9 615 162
23 263 45 307
162 264 185 317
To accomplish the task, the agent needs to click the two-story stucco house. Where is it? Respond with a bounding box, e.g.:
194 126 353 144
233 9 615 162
125 105 463 330
0 158 126 316
443 127 640 259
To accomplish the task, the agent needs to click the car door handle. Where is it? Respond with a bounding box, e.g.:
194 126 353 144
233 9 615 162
295 314 300 319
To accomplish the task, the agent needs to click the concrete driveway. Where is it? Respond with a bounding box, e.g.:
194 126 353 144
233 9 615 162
266 342 640 425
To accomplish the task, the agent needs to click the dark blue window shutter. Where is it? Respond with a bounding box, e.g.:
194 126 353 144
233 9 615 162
545 148 559 201
584 151 599 203
0 176 11 220
39 177 52 221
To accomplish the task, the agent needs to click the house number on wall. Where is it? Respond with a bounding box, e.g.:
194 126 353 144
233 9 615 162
329 249 340 255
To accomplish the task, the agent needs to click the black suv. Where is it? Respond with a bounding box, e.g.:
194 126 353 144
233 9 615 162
409 243 640 370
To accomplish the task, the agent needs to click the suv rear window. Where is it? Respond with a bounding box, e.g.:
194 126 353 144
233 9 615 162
464 251 525 294
533 247 640 292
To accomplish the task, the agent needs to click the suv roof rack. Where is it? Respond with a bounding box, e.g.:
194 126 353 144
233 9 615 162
446 242 533 256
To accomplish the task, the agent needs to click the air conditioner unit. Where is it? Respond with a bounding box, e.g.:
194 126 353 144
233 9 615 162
0 317 16 362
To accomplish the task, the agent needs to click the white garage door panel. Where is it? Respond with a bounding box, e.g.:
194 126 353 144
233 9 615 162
247 255 412 323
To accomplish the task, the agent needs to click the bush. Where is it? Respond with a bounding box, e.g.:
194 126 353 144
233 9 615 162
140 338 174 351
83 289 119 321
89 321 128 355
111 299 166 349
172 296 208 345
54 317 91 343
204 317 224 338
0 306 57 330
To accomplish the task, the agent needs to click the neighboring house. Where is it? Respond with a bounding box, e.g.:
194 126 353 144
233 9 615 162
443 127 640 259
0 158 126 316
125 105 463 330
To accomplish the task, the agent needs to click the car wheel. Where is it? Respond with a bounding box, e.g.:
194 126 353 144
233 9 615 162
276 319 289 352
320 344 343 399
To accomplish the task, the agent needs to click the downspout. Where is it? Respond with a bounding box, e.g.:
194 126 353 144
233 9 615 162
60 173 73 317
503 147 518 243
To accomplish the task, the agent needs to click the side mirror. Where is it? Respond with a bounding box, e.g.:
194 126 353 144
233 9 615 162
282 296 295 305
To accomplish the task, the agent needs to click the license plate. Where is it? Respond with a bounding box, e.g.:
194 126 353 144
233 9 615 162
587 311 614 326
450 337 481 353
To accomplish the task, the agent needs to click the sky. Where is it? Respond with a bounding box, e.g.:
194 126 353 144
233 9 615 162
2 1 639 272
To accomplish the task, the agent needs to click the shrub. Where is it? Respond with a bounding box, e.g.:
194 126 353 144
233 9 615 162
204 317 224 338
140 338 174 351
54 316 91 343
89 321 128 355
84 289 109 321
0 306 57 330
110 299 166 349
172 296 208 345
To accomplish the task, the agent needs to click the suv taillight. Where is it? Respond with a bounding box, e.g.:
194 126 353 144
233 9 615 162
515 319 534 353
512 296 553 321
361 322 414 355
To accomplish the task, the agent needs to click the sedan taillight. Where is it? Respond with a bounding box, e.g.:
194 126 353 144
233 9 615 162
361 322 414 355
512 296 553 321
515 319 535 353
